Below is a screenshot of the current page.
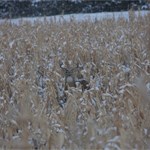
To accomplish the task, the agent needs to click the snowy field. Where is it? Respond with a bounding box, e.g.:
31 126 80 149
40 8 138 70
0 11 150 149
0 10 149 24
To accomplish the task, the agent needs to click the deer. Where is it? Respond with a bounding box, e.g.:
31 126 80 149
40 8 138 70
56 61 90 108
59 61 90 91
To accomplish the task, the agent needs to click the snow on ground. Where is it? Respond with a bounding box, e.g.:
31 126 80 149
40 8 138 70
0 10 149 24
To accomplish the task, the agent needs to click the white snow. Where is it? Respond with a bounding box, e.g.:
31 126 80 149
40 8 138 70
0 11 149 25
121 65 131 73
146 82 150 92
108 136 120 143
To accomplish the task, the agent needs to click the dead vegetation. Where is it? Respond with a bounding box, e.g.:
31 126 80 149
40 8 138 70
0 11 150 149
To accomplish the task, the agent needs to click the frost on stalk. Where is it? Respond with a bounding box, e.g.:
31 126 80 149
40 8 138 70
55 82 67 108
146 82 150 93
9 40 15 49
0 53 5 68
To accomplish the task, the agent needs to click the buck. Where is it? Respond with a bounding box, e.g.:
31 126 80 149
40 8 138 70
59 61 90 91
56 61 90 108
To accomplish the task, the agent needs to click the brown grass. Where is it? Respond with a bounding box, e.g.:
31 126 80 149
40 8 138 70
0 11 150 149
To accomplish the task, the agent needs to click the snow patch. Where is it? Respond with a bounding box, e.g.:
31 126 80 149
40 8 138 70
0 11 149 25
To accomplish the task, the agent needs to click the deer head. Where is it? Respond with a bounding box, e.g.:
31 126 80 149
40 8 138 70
59 61 77 89
59 61 90 91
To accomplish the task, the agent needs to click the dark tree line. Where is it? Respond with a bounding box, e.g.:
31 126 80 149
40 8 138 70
0 0 149 19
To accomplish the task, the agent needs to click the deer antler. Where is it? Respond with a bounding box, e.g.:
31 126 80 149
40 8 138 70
76 62 84 69
59 60 69 74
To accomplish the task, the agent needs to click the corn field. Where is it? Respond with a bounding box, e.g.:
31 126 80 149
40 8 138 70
0 11 150 149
